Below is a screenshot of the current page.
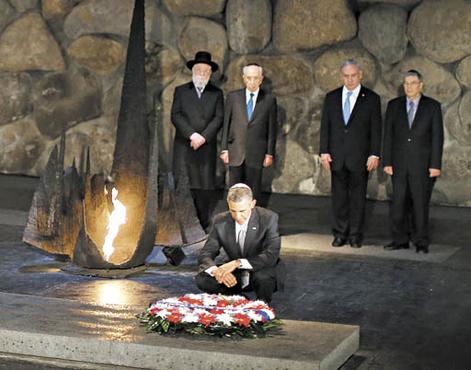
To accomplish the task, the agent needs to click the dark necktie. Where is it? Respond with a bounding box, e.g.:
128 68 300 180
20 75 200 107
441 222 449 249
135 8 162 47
247 93 254 121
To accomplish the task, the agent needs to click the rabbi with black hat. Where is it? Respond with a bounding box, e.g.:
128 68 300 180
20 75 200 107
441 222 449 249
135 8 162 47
170 51 224 231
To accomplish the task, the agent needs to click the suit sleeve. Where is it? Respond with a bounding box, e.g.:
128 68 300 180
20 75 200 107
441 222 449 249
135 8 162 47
171 87 195 139
221 94 233 151
266 96 278 156
382 101 393 167
430 102 444 170
369 94 382 157
201 89 224 142
319 95 330 154
246 213 281 272
198 225 221 272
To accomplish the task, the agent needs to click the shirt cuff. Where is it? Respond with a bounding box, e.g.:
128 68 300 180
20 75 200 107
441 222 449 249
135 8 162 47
205 266 217 276
238 259 252 270
369 155 379 159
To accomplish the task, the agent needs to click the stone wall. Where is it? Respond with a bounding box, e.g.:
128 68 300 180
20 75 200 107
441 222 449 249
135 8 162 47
0 0 469 206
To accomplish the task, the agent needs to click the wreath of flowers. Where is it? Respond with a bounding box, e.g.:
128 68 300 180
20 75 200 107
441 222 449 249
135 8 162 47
137 293 281 338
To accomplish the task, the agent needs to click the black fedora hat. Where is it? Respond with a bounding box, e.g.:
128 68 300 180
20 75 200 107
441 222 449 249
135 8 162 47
186 51 219 72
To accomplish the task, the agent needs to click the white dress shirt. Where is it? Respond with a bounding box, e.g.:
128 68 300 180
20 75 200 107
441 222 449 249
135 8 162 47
342 84 361 114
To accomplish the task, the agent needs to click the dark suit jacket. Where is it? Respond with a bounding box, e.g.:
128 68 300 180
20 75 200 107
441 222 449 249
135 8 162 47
319 86 382 171
221 88 277 168
171 81 223 189
198 207 285 289
383 95 443 176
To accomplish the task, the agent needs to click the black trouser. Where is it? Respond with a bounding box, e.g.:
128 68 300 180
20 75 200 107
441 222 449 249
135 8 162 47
229 162 262 203
195 267 277 303
190 189 216 231
331 166 368 240
390 173 436 246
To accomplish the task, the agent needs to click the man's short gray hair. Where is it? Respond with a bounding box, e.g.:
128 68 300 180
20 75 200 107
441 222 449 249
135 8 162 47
227 183 253 203
242 63 263 76
404 69 423 82
340 59 361 71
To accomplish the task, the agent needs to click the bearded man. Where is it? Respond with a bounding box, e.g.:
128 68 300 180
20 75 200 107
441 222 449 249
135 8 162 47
171 51 224 231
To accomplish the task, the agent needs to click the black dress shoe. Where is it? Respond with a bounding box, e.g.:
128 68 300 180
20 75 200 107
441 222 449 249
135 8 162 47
415 244 429 254
332 237 347 247
349 238 362 248
384 241 409 251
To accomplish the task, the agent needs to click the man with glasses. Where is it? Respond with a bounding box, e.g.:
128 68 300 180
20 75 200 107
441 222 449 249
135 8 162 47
383 70 444 253
171 51 224 231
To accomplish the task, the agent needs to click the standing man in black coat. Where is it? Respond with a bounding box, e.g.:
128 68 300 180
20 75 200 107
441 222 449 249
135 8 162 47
171 51 224 231
220 63 277 203
383 70 444 253
319 59 382 248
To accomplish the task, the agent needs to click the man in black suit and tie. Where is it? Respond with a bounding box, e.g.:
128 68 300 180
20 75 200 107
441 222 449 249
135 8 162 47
220 63 277 203
319 59 382 248
171 51 224 231
383 70 444 253
196 183 284 303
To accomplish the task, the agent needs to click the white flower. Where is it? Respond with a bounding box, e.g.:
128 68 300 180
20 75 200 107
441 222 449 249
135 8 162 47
216 313 233 326
155 309 170 318
246 311 263 322
182 313 199 323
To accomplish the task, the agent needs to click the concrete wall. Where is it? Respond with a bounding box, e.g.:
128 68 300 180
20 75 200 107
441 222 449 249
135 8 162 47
0 0 469 206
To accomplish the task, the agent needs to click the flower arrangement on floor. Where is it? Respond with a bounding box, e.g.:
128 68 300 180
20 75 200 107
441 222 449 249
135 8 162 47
137 293 281 338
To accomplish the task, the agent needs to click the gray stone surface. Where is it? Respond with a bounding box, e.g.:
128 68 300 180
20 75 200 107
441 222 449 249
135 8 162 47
41 0 79 19
359 4 408 64
434 143 471 206
226 0 271 54
0 13 65 72
0 73 32 126
0 292 359 370
313 47 378 92
456 55 471 88
224 55 314 96
145 46 183 89
67 35 125 75
407 0 471 63
0 0 15 33
33 70 102 139
384 55 461 105
163 0 225 16
0 117 44 174
64 0 173 46
358 0 421 6
273 0 357 52
8 0 37 12
178 17 227 76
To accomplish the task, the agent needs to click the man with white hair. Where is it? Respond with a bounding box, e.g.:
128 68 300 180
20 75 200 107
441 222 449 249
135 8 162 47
220 63 278 204
196 183 285 303
171 51 224 231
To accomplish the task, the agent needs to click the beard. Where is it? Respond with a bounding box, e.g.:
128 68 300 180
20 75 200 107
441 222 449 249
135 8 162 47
192 75 209 89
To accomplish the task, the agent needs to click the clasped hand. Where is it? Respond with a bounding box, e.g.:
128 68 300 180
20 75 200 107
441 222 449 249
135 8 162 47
213 260 240 288
189 133 206 150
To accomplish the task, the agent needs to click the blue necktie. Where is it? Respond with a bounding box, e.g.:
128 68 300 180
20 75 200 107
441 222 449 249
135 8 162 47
408 101 415 129
247 93 254 121
343 91 352 125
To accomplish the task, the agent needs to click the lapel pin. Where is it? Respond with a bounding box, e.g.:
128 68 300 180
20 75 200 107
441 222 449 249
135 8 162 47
252 226 257 230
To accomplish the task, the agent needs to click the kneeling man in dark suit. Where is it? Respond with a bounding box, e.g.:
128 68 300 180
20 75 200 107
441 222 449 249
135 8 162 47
195 183 284 303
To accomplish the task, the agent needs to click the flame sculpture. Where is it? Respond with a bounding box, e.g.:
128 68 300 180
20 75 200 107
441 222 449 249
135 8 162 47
22 0 205 272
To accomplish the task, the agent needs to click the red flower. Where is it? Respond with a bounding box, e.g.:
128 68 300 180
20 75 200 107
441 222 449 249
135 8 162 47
179 297 203 305
149 307 160 315
198 313 216 327
209 309 224 315
233 299 250 307
233 313 251 327
167 312 182 324
216 300 229 307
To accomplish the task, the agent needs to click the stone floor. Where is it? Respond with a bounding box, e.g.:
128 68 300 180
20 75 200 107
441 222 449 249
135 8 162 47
0 174 470 369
